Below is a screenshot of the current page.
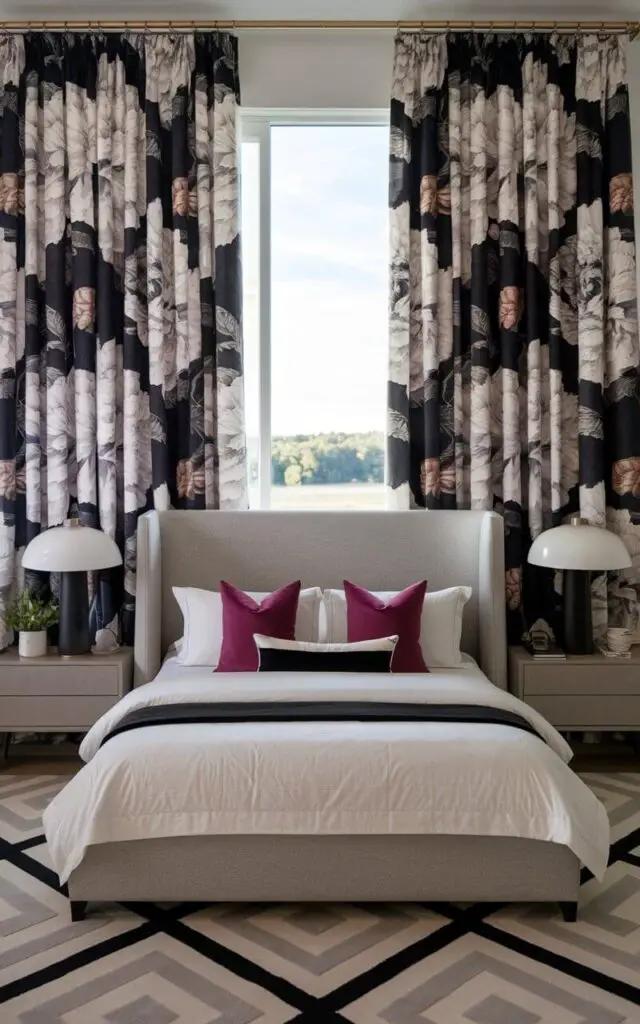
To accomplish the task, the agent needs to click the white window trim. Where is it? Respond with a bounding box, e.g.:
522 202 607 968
239 108 389 509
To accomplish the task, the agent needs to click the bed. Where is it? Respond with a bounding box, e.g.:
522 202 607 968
43 510 609 919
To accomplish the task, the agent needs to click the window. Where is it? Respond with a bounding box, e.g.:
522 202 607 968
241 112 389 509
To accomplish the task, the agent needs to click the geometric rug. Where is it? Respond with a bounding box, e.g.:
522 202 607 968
2 771 640 1022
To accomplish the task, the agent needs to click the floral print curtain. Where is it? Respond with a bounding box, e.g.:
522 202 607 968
388 32 639 643
0 32 246 646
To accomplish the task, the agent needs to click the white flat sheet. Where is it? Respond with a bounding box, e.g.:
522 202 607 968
43 657 609 883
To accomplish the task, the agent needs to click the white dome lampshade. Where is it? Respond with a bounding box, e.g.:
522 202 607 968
22 520 122 572
528 518 631 571
21 520 122 658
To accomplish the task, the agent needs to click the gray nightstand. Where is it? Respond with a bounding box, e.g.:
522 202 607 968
0 647 133 759
508 645 640 731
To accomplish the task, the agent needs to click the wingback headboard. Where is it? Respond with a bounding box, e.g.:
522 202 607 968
134 510 507 689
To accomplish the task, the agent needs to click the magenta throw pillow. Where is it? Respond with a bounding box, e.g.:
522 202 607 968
216 580 302 672
344 579 428 673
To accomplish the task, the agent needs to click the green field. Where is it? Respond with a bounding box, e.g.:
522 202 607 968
271 482 385 509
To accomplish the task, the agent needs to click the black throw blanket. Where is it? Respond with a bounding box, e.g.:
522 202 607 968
99 701 546 749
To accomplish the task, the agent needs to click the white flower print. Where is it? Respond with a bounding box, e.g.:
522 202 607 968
72 368 97 509
217 372 247 510
123 369 152 516
42 84 66 249
212 92 239 250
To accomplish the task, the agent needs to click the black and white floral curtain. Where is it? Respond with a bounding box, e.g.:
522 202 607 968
0 32 246 646
388 32 640 643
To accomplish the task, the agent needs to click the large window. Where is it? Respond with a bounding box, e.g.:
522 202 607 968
241 112 389 509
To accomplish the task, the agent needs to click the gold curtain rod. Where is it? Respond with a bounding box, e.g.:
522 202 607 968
0 20 638 39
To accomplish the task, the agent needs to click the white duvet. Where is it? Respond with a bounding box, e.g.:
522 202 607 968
43 656 610 883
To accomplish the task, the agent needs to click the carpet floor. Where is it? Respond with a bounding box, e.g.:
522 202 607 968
1 771 640 1022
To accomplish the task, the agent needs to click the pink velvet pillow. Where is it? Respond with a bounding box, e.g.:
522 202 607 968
216 580 302 672
344 579 428 673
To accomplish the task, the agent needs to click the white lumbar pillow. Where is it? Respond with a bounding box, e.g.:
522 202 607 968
322 586 472 668
173 586 323 667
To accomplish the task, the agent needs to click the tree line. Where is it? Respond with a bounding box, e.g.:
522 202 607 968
271 432 384 487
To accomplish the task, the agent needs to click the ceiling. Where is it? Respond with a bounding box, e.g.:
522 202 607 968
4 0 640 20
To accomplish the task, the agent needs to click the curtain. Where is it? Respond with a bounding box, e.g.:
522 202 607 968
0 32 246 647
388 32 640 643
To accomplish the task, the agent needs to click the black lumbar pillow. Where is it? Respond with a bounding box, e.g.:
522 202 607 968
254 634 398 673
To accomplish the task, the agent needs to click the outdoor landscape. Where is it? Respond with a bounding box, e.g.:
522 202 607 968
271 431 384 487
249 431 386 508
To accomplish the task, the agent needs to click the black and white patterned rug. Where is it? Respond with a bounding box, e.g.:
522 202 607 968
2 771 640 1022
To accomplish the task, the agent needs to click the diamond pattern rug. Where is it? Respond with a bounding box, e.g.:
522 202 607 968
1 771 640 1023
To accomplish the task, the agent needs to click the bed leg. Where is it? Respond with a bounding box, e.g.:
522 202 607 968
70 900 87 922
559 901 578 923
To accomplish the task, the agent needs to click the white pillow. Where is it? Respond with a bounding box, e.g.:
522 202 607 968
173 586 323 667
322 586 472 668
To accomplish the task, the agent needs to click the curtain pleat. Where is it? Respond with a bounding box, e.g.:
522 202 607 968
0 32 246 647
388 31 639 642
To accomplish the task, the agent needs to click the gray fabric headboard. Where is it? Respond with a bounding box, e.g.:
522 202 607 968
134 510 507 689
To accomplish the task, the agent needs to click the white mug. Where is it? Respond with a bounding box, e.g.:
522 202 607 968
606 627 632 654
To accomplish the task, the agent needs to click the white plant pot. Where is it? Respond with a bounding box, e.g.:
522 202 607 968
18 630 47 658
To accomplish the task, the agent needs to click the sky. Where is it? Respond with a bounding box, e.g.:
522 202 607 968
242 124 389 439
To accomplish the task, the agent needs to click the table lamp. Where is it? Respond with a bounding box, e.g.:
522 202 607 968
22 520 122 657
527 515 631 655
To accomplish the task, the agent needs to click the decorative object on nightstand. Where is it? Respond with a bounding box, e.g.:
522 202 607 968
5 590 58 658
523 626 566 661
0 646 133 761
509 645 640 747
527 516 631 655
21 520 122 657
601 627 633 658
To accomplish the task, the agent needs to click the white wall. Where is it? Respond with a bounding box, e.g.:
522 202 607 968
239 30 393 109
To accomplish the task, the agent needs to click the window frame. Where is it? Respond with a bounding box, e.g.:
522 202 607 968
239 108 389 509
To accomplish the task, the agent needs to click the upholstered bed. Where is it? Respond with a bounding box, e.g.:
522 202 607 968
49 510 607 919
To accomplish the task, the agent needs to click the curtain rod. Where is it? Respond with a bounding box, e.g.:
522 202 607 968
0 20 638 39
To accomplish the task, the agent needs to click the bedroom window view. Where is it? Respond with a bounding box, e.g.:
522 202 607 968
241 121 389 509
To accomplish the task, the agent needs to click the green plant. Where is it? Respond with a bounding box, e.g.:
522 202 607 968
5 590 59 632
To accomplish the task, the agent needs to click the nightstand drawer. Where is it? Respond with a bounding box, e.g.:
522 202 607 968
526 694 640 728
523 663 640 696
0 695 118 729
0 661 120 696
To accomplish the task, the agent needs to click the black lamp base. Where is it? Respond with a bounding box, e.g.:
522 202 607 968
563 569 593 656
58 572 90 657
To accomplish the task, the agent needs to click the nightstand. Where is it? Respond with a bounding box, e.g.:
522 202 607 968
508 645 640 732
0 647 133 758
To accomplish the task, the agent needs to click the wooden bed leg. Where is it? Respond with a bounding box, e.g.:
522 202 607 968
70 900 87 922
559 901 578 923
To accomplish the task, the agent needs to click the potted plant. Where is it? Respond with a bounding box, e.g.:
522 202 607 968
5 590 59 658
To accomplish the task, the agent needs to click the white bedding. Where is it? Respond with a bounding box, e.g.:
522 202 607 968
43 656 609 883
